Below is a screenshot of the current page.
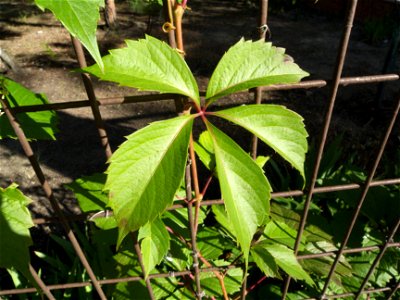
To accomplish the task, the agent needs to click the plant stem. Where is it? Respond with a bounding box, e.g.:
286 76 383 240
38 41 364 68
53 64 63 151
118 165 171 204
131 232 156 300
185 162 203 299
201 174 214 196
189 134 203 235
174 4 185 53
197 253 229 300
166 226 229 300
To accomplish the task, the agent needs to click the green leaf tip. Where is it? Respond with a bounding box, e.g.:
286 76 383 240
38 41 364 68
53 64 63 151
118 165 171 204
0 184 35 283
206 38 309 105
34 0 104 71
0 76 59 141
84 35 200 104
138 217 170 277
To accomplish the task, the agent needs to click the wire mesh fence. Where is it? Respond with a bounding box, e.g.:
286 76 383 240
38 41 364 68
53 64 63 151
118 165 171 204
0 0 399 299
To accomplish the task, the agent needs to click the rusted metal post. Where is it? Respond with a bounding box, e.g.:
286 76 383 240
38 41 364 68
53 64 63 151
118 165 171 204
70 36 113 160
320 97 400 298
29 264 56 300
355 218 400 299
281 0 359 298
0 96 107 300
251 0 269 159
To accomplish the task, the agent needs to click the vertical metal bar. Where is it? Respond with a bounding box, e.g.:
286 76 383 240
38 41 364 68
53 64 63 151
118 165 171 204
251 0 269 159
70 36 112 160
355 218 400 299
0 97 107 300
281 0 359 298
185 163 203 299
131 232 156 300
29 264 56 300
320 97 400 298
386 279 400 299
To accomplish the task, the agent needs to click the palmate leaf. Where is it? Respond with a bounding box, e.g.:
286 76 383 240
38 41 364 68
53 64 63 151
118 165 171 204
35 0 104 70
138 217 170 278
0 76 58 140
206 121 271 261
105 115 194 246
212 104 308 179
0 184 34 282
84 36 200 104
206 39 309 105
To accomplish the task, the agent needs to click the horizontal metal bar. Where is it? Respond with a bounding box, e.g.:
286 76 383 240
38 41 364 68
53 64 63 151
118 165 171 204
1 242 399 297
303 287 393 300
271 178 400 198
297 243 400 260
32 178 400 225
10 74 399 114
11 93 180 113
0 264 240 296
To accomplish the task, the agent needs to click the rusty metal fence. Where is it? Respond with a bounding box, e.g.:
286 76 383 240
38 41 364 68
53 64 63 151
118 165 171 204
0 0 399 299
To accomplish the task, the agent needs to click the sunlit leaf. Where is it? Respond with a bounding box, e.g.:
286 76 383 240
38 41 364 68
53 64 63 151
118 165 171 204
84 36 200 104
251 244 281 278
105 115 194 246
138 217 170 277
213 104 308 179
263 220 305 250
0 184 34 282
194 131 216 171
35 0 104 70
206 121 271 261
260 242 314 286
206 39 309 105
0 76 58 140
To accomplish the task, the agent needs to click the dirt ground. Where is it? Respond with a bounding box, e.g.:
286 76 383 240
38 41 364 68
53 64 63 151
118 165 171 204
0 0 399 218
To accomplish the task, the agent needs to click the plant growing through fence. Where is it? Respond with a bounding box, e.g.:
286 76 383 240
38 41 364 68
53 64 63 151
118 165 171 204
2 0 398 299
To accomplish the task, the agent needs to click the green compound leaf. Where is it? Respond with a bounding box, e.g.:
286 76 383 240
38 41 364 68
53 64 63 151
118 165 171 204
84 35 200 104
206 39 309 105
105 115 194 246
138 217 170 278
0 184 34 281
212 104 308 179
0 76 58 140
35 0 104 71
206 121 271 262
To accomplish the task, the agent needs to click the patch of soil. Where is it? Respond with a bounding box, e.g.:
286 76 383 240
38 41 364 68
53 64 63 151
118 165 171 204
0 0 399 219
